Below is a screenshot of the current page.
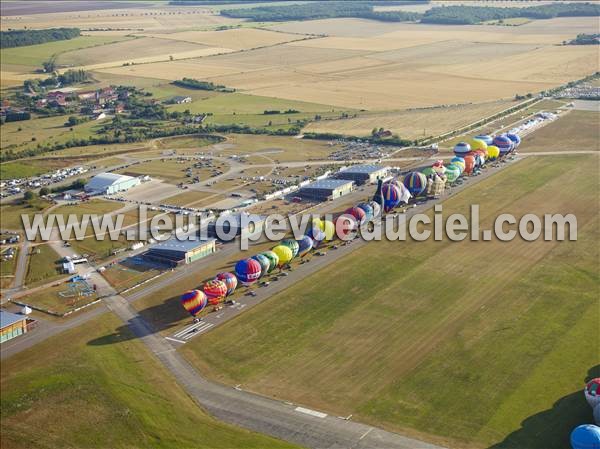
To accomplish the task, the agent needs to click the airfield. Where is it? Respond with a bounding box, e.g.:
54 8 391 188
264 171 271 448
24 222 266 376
1 2 599 449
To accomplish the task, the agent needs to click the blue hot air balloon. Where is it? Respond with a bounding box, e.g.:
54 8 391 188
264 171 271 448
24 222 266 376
296 235 313 257
235 258 261 285
403 171 427 196
357 202 374 221
571 424 600 449
493 135 513 157
506 133 521 150
251 253 270 278
381 182 400 213
454 142 471 157
474 134 493 145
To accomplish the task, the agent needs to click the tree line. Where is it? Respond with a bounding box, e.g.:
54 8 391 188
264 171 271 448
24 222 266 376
172 78 233 92
567 34 600 45
1 28 80 49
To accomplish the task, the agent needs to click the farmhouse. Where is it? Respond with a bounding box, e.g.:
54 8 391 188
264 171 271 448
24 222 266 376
1 310 35 344
297 178 354 201
170 95 192 104
335 164 388 185
143 237 216 266
85 172 140 195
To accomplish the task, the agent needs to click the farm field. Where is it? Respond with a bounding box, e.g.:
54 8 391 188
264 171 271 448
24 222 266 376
0 199 51 231
24 243 63 287
182 154 599 449
519 111 600 153
305 99 517 139
51 199 123 221
0 313 297 449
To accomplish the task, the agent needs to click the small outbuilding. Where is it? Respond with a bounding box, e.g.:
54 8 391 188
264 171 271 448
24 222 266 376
1 310 34 343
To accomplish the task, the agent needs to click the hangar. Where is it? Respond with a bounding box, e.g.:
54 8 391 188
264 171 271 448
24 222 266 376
335 164 388 185
297 179 354 201
206 213 266 241
1 310 35 343
143 237 216 266
85 172 140 195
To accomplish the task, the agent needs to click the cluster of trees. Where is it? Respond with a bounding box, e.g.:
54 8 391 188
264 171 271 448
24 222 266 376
421 2 600 25
221 1 422 22
24 69 90 93
263 109 299 115
303 132 413 147
172 78 232 92
567 34 600 45
0 28 80 49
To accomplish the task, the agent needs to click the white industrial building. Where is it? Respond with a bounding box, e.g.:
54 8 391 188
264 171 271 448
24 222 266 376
85 173 140 195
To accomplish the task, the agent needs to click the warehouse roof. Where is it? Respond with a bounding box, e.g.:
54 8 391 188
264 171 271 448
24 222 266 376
302 179 354 190
338 164 386 174
86 172 137 191
0 310 25 329
150 236 215 253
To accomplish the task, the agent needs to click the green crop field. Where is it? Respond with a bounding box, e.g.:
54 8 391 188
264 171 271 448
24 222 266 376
0 35 132 67
25 243 63 286
0 313 297 449
51 199 122 221
182 155 599 449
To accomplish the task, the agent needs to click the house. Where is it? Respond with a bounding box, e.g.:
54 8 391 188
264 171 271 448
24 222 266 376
170 95 192 104
77 90 96 101
47 91 67 107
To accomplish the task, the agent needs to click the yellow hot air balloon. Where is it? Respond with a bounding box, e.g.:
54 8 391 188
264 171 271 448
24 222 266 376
487 145 500 160
320 220 336 241
469 138 488 152
272 244 293 267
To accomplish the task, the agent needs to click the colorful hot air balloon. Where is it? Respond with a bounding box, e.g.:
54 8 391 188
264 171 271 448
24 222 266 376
421 167 437 177
493 135 513 157
307 224 325 247
451 156 465 164
454 142 471 157
180 289 208 317
272 244 293 267
261 251 279 273
571 425 600 449
463 154 475 175
403 171 427 196
445 164 461 183
345 206 366 223
357 202 374 221
296 235 313 257
487 145 500 161
334 214 357 239
368 201 381 218
381 182 400 213
280 239 299 258
506 133 521 150
235 258 261 285
586 378 600 408
216 272 238 296
321 219 335 241
251 253 271 277
203 279 227 305
469 138 488 152
474 134 493 145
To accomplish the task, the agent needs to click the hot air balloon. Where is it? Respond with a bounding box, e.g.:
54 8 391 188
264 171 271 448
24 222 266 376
357 202 374 221
506 133 521 150
421 167 437 177
335 214 358 239
203 279 227 305
445 164 461 183
487 145 500 161
251 253 271 277
272 244 293 267
381 182 400 213
296 235 313 257
493 135 513 157
235 258 261 285
345 206 366 223
586 378 600 408
216 272 238 296
454 142 471 157
403 171 427 196
463 154 475 175
261 251 279 273
474 134 493 145
571 424 600 449
469 138 488 153
321 219 335 241
372 178 384 212
280 239 299 258
308 224 325 247
451 156 465 164
368 201 381 218
180 289 208 317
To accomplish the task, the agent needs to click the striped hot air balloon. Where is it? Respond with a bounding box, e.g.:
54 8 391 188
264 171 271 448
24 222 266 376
180 289 208 317
493 135 513 157
403 171 427 196
454 142 471 157
506 133 521 150
203 279 227 304
445 164 461 183
296 235 313 257
235 258 262 285
261 251 279 273
381 182 400 213
357 202 374 221
251 253 271 278
345 206 366 223
474 134 493 145
216 272 238 296
281 239 300 258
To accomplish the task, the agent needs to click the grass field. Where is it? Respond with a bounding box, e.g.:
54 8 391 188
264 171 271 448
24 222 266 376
51 199 123 221
0 199 52 231
24 243 62 286
116 159 224 184
0 313 297 449
0 35 132 68
181 155 599 449
520 111 600 153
